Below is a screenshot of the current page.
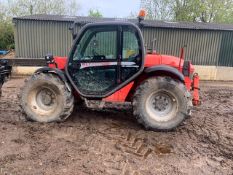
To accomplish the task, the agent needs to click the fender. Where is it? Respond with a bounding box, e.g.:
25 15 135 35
35 67 71 92
144 65 185 82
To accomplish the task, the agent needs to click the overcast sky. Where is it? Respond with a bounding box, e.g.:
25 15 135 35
78 0 141 17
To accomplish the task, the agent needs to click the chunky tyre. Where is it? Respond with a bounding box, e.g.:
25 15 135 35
20 73 74 122
133 76 192 131
0 83 2 96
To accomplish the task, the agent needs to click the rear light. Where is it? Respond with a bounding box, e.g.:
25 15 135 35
192 73 200 106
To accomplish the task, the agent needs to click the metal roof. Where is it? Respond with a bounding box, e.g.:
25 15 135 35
13 14 233 31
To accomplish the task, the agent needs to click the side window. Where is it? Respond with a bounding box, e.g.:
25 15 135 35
122 31 140 61
121 28 142 82
73 29 117 61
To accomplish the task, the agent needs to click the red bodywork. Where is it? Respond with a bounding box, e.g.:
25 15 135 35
49 53 200 106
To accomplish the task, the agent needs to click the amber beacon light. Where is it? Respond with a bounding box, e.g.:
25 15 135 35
139 9 146 18
138 10 146 23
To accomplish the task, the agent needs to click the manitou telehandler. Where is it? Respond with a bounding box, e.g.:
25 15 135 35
0 59 12 96
20 10 200 131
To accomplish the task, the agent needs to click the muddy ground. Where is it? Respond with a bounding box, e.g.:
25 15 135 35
0 78 232 175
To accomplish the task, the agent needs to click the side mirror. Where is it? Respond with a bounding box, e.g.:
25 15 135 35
69 22 80 40
92 39 99 48
147 38 157 54
152 38 157 52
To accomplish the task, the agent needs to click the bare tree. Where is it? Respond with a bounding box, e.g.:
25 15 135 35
140 0 174 20
141 0 233 23
5 0 80 17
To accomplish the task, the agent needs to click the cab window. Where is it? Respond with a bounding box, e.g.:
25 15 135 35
121 27 142 82
73 28 117 61
122 30 140 61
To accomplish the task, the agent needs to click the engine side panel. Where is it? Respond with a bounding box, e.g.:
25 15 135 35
145 54 195 73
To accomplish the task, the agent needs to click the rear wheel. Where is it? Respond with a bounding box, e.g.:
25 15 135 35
20 73 74 122
133 76 192 131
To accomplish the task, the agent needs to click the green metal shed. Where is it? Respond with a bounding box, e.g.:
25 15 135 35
13 15 233 66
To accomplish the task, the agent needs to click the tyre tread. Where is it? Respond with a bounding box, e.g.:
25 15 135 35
133 76 192 131
19 73 74 122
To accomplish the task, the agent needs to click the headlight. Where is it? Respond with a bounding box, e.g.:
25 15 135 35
45 54 55 64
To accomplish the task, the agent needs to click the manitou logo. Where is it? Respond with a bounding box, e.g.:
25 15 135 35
80 62 139 69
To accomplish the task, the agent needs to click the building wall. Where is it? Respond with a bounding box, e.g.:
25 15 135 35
142 28 222 66
218 31 233 66
14 20 75 58
14 19 233 67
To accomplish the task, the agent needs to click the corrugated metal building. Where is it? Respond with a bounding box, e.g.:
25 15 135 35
13 15 233 66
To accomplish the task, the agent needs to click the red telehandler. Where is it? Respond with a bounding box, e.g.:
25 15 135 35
20 11 200 131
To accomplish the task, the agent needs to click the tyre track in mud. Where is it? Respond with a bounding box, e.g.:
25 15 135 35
0 78 232 175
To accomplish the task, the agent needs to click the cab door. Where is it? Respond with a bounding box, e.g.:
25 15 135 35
66 23 144 98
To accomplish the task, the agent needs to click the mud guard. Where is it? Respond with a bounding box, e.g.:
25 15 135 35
35 67 71 92
144 65 185 82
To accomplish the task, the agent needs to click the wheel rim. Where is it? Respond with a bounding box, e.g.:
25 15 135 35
145 90 178 122
28 85 59 116
36 88 56 110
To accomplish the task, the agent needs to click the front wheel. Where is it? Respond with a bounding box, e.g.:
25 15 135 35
0 83 2 96
20 73 74 122
133 77 192 131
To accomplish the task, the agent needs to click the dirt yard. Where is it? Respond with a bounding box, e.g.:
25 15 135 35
0 78 232 175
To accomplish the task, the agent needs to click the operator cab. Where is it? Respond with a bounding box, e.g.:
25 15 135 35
66 22 145 98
